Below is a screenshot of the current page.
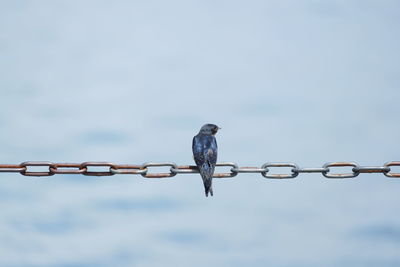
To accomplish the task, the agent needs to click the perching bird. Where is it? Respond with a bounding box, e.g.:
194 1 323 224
192 124 220 197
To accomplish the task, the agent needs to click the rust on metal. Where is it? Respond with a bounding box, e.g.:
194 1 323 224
353 166 390 173
19 161 55 176
80 162 116 176
0 164 27 172
0 161 398 179
384 161 400 177
50 163 87 174
111 164 146 174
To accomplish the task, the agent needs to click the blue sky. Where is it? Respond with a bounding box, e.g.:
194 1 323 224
0 1 399 266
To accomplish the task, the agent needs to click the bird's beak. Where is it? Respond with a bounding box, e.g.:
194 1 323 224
218 127 222 130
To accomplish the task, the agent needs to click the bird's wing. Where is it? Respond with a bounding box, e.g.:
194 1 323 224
192 135 206 166
207 137 218 166
192 135 218 178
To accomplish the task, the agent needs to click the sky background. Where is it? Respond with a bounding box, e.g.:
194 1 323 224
0 0 400 266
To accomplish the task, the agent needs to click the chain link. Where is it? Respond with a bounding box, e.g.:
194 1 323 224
80 162 116 176
110 164 146 175
384 161 400 177
322 162 359 178
140 162 177 178
50 163 87 174
19 161 55 177
261 162 299 179
0 161 398 178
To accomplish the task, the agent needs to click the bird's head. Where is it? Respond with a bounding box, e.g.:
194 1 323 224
199 124 221 135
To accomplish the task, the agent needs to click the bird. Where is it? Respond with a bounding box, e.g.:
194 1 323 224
192 124 220 197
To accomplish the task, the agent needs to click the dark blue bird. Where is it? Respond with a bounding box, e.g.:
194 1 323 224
192 124 220 197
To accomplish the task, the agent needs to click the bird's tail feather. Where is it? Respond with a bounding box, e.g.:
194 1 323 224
199 163 214 197
204 178 213 197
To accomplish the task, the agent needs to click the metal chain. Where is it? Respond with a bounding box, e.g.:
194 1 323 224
0 161 399 178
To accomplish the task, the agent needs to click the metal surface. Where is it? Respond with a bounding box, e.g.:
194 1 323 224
261 162 299 179
50 163 87 174
0 164 27 173
213 162 238 178
322 162 359 178
231 167 267 173
292 167 329 173
140 162 178 178
0 161 398 179
80 162 116 176
110 164 146 175
384 161 400 177
353 166 390 174
20 161 55 177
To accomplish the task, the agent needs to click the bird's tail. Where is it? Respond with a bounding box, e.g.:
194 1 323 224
203 178 213 197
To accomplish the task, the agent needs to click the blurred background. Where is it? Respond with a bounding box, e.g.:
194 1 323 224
1 0 399 266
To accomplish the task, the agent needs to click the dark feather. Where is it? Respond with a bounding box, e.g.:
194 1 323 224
192 133 218 197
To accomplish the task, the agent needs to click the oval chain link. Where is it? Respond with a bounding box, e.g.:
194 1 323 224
19 161 55 176
50 163 87 174
384 161 400 177
322 162 359 178
140 163 178 178
214 162 238 178
261 163 299 179
80 162 116 176
110 164 146 175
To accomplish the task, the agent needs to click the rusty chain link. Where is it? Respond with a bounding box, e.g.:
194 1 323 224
0 161 399 178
